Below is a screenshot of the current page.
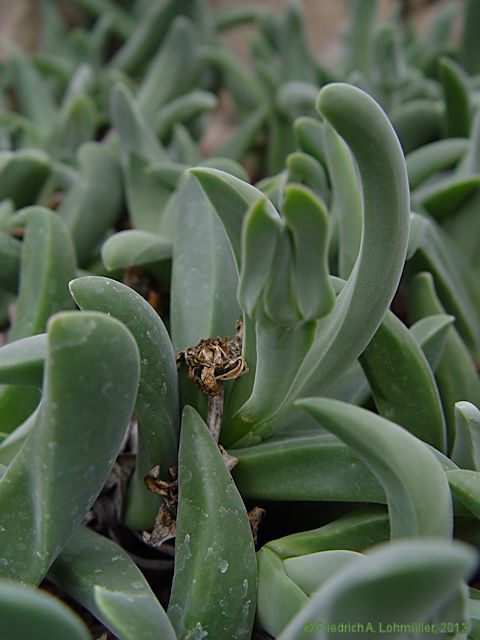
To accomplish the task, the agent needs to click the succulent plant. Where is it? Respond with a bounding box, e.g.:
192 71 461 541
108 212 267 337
1 0 480 638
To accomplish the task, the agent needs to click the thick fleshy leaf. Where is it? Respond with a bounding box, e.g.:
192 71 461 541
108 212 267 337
0 334 46 387
451 402 480 471
229 83 410 443
279 539 476 640
282 185 334 321
293 116 326 165
256 547 307 638
297 399 452 538
231 434 384 503
359 311 446 451
49 527 177 640
170 174 240 351
407 272 480 448
267 506 390 560
70 276 179 530
167 407 257 640
284 550 363 596
0 311 140 584
410 314 455 372
447 469 480 520
238 196 281 317
408 213 480 359
262 227 301 326
323 122 362 278
101 230 171 270
190 167 280 268
285 151 329 202
0 580 90 640
10 207 76 341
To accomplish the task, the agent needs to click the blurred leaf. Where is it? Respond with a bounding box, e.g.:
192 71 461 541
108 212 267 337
0 579 90 640
0 232 21 293
460 0 480 74
280 1 316 83
0 150 51 208
68 0 134 38
406 138 469 189
342 0 377 75
390 100 442 153
439 56 471 138
199 45 266 113
8 47 57 133
413 175 480 220
58 143 123 266
138 16 198 120
154 90 217 140
10 207 76 341
110 83 167 162
215 106 268 161
111 0 207 75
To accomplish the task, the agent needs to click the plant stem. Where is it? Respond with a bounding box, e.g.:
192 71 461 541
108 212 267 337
208 384 224 442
